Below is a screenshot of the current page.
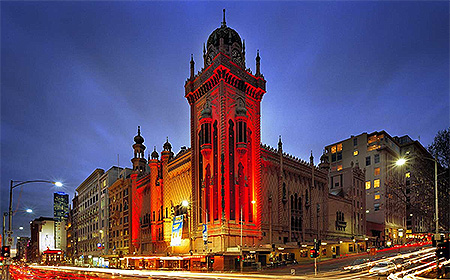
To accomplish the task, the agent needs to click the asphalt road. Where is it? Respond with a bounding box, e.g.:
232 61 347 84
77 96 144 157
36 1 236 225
3 245 434 280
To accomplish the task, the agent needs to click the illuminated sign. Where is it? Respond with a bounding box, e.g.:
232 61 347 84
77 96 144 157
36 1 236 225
170 215 184 246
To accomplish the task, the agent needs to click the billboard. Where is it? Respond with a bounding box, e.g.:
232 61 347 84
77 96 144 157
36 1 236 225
170 215 184 246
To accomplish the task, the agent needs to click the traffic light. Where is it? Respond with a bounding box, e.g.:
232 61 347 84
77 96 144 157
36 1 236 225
436 240 449 260
310 249 318 258
210 256 215 264
1 246 10 258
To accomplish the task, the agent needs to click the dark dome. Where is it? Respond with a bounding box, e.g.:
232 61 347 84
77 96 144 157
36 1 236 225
151 148 159 159
207 25 242 49
134 126 144 144
163 138 172 151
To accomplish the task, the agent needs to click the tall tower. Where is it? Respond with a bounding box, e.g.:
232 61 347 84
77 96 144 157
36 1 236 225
131 126 147 175
185 10 266 250
130 126 147 251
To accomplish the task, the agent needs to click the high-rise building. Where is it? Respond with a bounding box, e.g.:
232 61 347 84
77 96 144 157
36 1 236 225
74 166 122 266
394 135 447 236
108 168 132 268
324 131 406 246
54 192 69 254
54 192 69 221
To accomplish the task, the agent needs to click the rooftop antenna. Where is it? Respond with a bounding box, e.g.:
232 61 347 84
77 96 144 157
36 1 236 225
222 9 226 27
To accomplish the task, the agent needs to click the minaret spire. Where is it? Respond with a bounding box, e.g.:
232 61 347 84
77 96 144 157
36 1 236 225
256 49 261 76
222 9 226 27
190 54 195 79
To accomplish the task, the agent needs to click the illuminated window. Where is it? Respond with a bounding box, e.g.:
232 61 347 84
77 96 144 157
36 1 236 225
374 192 380 200
405 172 410 178
331 145 337 154
337 165 343 171
374 179 380 188
368 136 377 144
374 168 380 176
365 181 371 190
337 143 342 152
353 150 358 156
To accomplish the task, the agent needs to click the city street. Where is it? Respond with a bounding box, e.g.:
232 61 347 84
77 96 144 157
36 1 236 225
3 245 440 280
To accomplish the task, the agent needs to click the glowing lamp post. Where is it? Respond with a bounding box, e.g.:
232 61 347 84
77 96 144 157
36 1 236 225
7 180 62 245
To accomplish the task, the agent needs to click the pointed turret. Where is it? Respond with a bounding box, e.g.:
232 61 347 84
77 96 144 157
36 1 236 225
131 126 147 175
256 50 261 76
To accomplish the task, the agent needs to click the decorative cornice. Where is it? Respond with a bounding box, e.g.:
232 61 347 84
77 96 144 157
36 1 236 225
185 54 266 105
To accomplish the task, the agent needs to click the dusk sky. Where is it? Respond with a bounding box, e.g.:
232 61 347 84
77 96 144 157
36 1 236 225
1 2 448 241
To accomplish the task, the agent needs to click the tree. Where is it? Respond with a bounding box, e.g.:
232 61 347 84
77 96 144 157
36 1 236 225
428 128 450 232
428 128 449 169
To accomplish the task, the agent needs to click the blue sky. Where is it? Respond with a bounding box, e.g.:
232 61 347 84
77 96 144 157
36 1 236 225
1 1 448 240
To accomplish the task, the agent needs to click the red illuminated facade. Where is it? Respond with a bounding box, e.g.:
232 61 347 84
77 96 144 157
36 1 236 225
185 13 266 250
128 12 366 271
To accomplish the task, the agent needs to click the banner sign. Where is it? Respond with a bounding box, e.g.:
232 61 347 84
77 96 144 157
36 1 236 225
170 215 184 246
202 224 208 242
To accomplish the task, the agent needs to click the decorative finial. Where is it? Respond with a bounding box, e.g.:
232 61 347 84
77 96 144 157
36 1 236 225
138 126 141 135
222 9 226 27
190 54 194 62
256 50 261 76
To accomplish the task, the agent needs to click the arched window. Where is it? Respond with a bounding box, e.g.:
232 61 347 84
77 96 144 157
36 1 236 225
294 193 298 210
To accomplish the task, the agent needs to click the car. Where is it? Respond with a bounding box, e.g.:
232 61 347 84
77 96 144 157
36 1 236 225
369 261 397 276
343 258 371 272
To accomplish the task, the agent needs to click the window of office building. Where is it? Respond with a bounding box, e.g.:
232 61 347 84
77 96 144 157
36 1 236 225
374 167 380 176
353 138 357 146
374 203 380 211
353 150 358 156
366 156 371 166
374 154 380 163
365 181 371 190
374 179 380 188
337 165 343 171
374 192 380 200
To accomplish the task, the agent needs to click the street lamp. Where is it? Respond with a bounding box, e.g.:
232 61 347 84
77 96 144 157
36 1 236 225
396 157 438 235
7 180 62 246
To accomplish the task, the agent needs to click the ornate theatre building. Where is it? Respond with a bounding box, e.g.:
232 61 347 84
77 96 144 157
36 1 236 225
127 12 366 271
